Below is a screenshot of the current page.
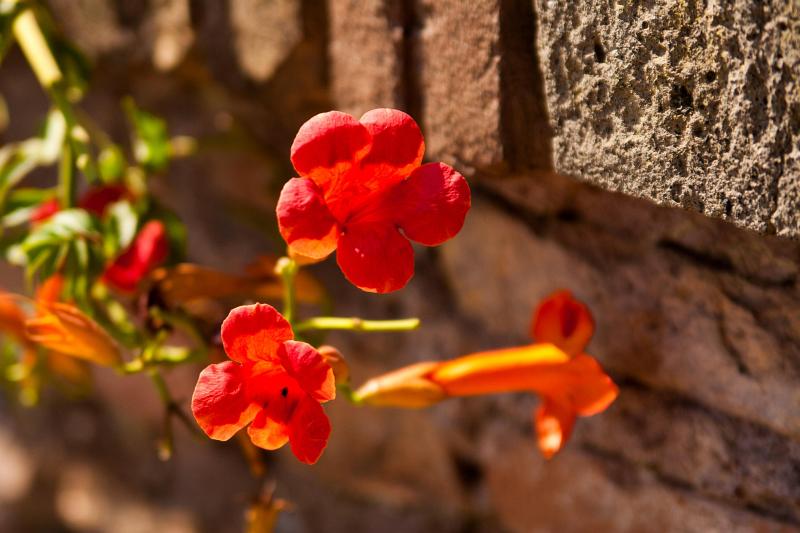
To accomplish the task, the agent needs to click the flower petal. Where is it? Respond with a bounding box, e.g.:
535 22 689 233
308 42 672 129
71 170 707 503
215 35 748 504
561 354 619 416
30 199 60 223
221 304 293 364
432 344 571 397
36 275 64 304
359 108 424 185
278 340 335 402
26 302 121 366
288 396 331 465
276 178 339 260
530 290 594 356
336 223 414 293
534 400 575 459
394 163 471 246
192 361 259 441
79 185 129 216
248 405 290 451
291 111 371 190
103 220 169 293
0 292 30 344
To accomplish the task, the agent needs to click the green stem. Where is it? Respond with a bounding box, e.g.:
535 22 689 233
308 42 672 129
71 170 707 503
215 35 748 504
10 4 62 89
294 316 421 333
148 367 172 405
276 257 298 324
58 140 75 208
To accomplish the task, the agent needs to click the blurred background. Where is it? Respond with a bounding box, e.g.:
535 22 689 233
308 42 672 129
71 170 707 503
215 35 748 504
0 1 799 532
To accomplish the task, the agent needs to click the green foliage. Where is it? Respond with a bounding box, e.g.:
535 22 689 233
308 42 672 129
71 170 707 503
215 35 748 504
98 144 126 182
103 200 138 256
124 97 170 172
12 208 103 301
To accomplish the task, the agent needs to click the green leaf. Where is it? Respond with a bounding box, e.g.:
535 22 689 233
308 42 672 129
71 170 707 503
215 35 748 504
104 200 138 255
98 145 126 182
1 187 56 227
0 140 42 190
39 109 67 164
0 110 66 205
17 208 104 284
123 97 170 172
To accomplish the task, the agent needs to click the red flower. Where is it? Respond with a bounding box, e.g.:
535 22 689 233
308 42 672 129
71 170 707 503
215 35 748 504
30 199 60 223
103 220 169 293
30 185 130 223
192 304 335 464
277 108 471 293
78 185 129 216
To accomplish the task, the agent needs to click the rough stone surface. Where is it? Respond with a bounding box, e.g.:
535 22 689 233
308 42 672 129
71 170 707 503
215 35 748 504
229 0 302 82
416 0 506 174
535 0 800 237
328 0 404 116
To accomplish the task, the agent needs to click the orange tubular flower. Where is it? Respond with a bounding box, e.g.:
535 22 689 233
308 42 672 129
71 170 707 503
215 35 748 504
0 292 31 344
191 304 335 464
32 276 93 384
353 291 618 459
26 281 121 367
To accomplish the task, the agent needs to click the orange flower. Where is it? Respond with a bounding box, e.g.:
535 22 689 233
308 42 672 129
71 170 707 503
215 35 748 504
353 291 618 458
0 291 31 345
32 276 93 384
26 278 121 367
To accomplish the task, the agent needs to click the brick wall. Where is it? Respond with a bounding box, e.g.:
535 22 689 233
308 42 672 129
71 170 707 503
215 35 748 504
0 1 797 531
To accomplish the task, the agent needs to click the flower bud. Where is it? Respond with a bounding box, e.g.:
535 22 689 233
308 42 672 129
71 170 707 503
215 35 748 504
26 302 121 366
353 362 446 408
287 247 325 266
317 345 349 384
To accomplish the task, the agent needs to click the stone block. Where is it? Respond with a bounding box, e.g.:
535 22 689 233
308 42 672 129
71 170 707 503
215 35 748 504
480 432 795 533
534 0 800 237
416 0 505 173
328 0 404 115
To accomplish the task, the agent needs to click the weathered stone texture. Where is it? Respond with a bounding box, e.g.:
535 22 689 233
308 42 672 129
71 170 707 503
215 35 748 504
328 0 404 116
535 0 800 237
229 0 302 82
416 0 506 173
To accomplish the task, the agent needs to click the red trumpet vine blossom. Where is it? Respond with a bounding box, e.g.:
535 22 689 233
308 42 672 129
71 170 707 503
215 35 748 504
103 220 169 293
353 291 619 459
192 304 336 464
276 108 471 293
25 275 122 367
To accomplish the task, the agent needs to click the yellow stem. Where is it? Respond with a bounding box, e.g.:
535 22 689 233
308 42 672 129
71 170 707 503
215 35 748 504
11 5 62 89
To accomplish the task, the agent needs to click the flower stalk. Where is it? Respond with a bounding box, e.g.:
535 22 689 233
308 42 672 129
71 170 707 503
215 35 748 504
294 316 420 333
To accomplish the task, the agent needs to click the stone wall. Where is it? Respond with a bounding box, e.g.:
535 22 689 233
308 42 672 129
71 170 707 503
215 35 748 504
0 1 798 532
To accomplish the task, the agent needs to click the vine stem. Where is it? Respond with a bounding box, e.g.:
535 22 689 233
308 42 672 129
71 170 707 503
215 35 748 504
275 257 298 325
294 316 421 333
10 4 62 88
11 2 79 207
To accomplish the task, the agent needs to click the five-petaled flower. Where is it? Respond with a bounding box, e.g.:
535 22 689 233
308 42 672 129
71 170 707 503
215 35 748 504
191 304 335 464
276 108 471 293
353 291 618 459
